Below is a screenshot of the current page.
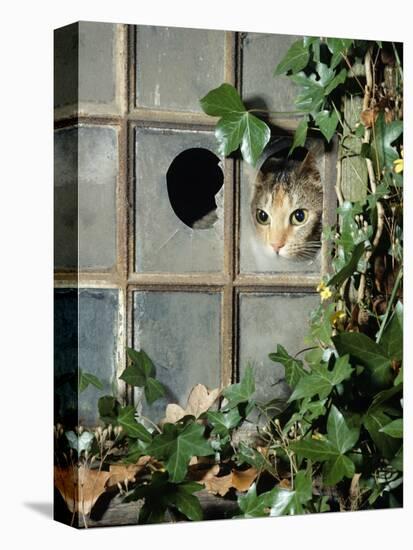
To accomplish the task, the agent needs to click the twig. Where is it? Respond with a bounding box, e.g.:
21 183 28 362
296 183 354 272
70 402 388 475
358 48 385 304
335 157 344 206
376 266 403 343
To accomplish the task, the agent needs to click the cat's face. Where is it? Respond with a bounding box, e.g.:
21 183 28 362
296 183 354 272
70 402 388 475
250 153 323 261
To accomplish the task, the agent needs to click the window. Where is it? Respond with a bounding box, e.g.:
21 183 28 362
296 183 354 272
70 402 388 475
54 23 336 426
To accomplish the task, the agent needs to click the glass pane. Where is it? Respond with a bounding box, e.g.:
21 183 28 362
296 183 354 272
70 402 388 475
54 22 118 112
133 291 221 422
135 127 224 273
238 292 319 406
239 138 326 273
241 32 300 113
54 126 118 270
135 25 226 112
54 289 119 427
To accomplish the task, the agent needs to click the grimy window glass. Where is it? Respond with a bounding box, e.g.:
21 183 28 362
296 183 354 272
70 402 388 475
54 22 336 426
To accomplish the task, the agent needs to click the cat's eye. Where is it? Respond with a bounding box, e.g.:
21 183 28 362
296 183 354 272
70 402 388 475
256 209 270 225
290 208 308 225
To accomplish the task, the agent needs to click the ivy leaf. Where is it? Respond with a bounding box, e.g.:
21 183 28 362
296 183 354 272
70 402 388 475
121 348 166 405
146 422 214 483
380 302 403 361
269 344 306 388
222 365 255 409
326 38 354 69
199 83 245 116
145 377 166 404
118 406 153 442
274 39 310 75
98 395 121 424
290 116 309 154
323 454 355 486
200 84 270 166
371 112 403 178
78 370 104 393
327 241 366 288
207 408 242 437
236 442 267 470
164 489 203 521
324 68 347 95
288 355 353 402
363 406 401 458
379 418 403 439
333 332 394 389
314 110 339 142
290 439 339 461
291 73 325 114
327 405 359 454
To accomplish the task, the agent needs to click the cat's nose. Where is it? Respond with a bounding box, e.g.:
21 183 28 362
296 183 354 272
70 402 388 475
271 242 285 253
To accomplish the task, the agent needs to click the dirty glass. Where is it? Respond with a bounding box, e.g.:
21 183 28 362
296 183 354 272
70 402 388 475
135 25 226 112
133 291 221 422
54 288 119 427
238 292 319 406
54 126 118 270
241 32 300 113
239 137 326 274
134 127 224 273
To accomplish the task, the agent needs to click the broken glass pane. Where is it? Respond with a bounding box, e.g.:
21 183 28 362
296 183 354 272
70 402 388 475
135 127 224 273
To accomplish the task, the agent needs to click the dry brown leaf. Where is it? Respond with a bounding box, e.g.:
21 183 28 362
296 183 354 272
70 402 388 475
278 478 291 490
107 456 151 488
231 468 258 492
162 384 220 424
360 108 378 128
188 463 231 496
54 465 111 515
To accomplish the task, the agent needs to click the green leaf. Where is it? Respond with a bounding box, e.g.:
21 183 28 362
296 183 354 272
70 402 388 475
326 38 353 69
78 370 104 392
324 68 347 95
323 454 355 486
118 406 153 442
274 39 310 75
294 470 313 504
333 332 393 389
269 344 306 388
290 439 339 461
291 73 325 114
167 489 203 521
119 364 147 387
314 110 339 142
236 442 267 470
391 446 403 471
237 483 283 518
379 418 403 438
147 422 214 483
327 241 366 287
327 405 359 454
127 348 155 378
200 83 245 116
288 355 353 402
207 408 242 437
290 116 309 154
371 112 403 178
98 395 120 423
380 303 403 362
269 490 297 516
222 365 255 409
363 406 401 458
144 377 166 404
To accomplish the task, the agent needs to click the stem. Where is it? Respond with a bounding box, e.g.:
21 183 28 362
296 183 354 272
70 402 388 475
376 266 403 343
335 157 344 206
391 42 403 80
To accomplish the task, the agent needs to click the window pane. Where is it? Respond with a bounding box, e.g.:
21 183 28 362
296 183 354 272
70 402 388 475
133 291 221 422
135 127 224 273
135 26 226 112
54 126 118 270
54 288 119 426
241 32 300 113
238 292 319 406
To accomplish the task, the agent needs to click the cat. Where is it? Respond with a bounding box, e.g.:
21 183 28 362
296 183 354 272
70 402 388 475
249 151 323 264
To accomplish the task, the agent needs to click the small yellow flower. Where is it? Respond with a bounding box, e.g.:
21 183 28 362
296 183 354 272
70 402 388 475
316 281 332 301
330 310 346 328
393 148 403 174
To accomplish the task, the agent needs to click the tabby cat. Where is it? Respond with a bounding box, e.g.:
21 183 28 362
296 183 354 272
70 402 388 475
250 151 323 263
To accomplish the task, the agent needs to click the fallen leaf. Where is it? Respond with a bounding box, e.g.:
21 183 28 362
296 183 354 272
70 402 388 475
231 468 258 492
107 456 151 488
162 384 220 424
278 478 291 490
54 465 111 515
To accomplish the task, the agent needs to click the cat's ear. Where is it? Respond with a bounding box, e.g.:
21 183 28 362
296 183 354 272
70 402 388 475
254 157 284 187
296 151 320 180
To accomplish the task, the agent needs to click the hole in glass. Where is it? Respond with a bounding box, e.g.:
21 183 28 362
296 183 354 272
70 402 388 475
166 148 224 229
